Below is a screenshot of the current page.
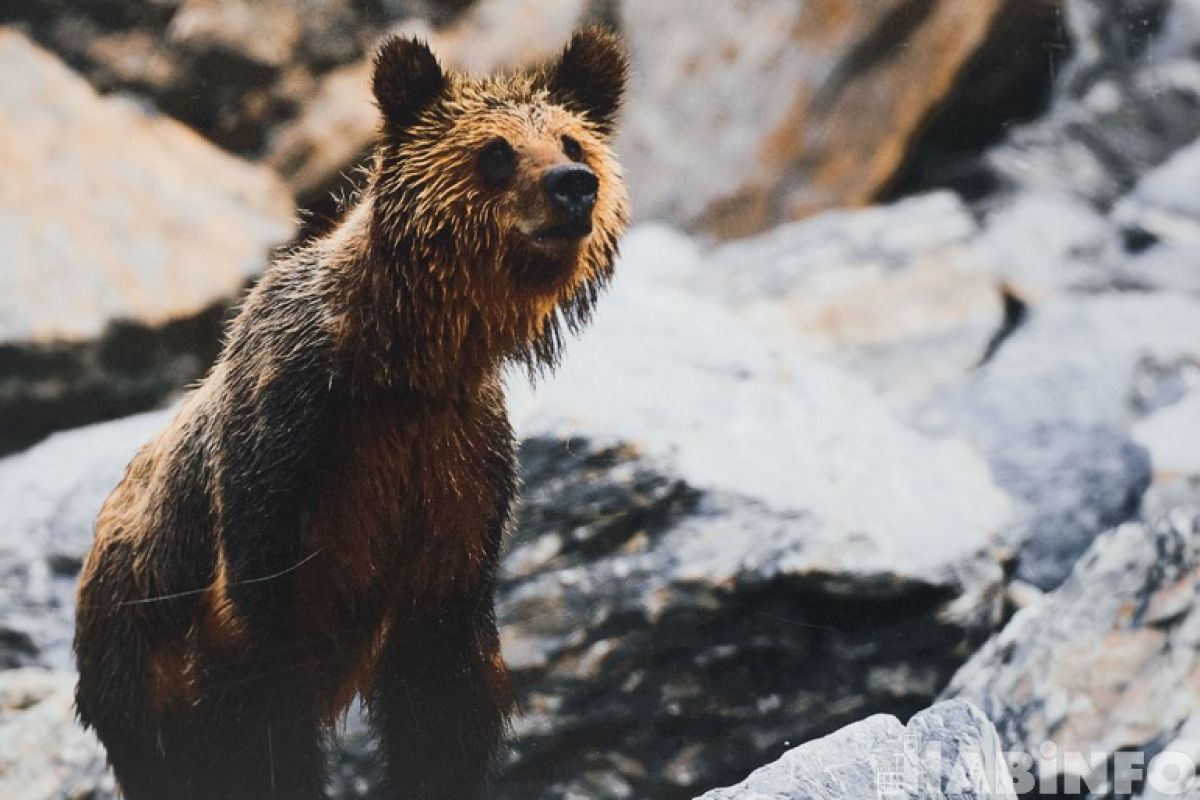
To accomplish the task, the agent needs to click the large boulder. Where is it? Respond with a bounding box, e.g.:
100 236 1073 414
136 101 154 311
0 29 294 455
617 0 1045 236
943 494 1200 798
694 192 1003 408
0 29 293 340
695 700 1015 800
676 181 1198 593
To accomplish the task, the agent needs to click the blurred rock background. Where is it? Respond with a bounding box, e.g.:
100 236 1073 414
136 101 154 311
1 1 1200 798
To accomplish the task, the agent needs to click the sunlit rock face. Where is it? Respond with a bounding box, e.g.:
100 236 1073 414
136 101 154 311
0 30 294 455
617 0 1046 237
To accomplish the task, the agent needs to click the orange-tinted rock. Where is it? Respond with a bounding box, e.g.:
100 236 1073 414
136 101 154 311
618 0 1029 237
167 0 305 69
10 0 377 156
0 29 294 452
946 504 1200 789
0 29 294 344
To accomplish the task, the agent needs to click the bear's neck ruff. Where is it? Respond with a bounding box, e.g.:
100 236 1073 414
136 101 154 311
325 197 602 400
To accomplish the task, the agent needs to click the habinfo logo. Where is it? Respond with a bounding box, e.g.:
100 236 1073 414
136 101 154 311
870 736 1200 798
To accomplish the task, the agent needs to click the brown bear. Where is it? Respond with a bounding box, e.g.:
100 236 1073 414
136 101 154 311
73 28 629 800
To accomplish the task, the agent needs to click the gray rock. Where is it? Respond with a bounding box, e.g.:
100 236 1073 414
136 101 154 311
699 193 979 302
1112 240 1200 296
943 500 1200 798
985 423 1150 592
973 190 1122 301
0 668 111 800
489 447 1004 798
1135 389 1200 481
1114 136 1200 247
988 0 1200 208
693 192 1003 409
1105 135 1200 295
1143 476 1200 524
0 411 169 669
919 293 1200 589
695 700 1015 800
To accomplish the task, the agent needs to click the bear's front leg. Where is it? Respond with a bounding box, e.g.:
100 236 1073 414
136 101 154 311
370 597 513 799
182 651 328 800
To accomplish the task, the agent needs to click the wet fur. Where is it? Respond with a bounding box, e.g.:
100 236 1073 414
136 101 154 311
74 28 629 800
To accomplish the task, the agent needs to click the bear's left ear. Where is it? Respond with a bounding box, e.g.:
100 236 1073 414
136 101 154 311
544 27 628 135
373 36 446 130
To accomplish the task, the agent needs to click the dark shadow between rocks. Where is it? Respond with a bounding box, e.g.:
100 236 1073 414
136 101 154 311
0 299 234 457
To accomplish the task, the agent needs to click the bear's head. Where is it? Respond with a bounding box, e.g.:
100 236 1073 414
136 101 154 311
367 28 630 379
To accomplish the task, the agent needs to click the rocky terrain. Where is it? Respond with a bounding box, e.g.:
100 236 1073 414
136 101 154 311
2 0 1200 798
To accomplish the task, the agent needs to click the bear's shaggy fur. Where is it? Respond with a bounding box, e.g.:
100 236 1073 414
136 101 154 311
73 28 629 800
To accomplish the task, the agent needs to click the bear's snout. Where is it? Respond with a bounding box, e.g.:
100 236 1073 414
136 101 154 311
542 163 598 226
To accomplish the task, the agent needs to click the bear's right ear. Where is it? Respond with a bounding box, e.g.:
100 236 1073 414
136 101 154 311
372 36 446 130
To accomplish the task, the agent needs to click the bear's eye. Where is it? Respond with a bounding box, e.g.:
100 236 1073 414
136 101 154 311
561 134 584 163
477 137 517 188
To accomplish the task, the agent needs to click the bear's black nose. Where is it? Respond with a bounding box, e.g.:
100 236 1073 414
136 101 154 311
542 164 599 221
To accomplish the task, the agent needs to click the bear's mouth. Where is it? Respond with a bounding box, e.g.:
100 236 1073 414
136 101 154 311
533 221 593 244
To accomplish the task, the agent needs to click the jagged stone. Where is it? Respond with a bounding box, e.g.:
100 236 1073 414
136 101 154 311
694 700 1015 800
944 499 1200 798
